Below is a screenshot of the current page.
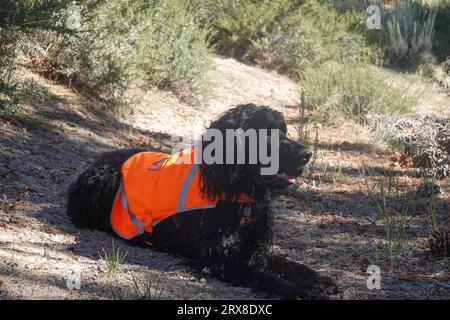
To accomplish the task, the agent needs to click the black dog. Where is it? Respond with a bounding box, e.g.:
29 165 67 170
67 104 338 299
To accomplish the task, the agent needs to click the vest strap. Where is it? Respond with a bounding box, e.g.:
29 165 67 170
177 163 200 211
110 184 145 239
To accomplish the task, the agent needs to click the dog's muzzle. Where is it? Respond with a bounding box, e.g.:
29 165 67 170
261 165 307 189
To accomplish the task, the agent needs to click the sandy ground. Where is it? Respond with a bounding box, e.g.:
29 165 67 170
125 57 301 138
0 57 449 299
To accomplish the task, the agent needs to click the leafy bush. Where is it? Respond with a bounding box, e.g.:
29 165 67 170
52 0 212 104
1 0 78 118
327 0 372 12
0 0 72 29
195 0 301 58
302 62 414 123
254 1 379 75
4 0 212 104
0 28 22 118
135 0 212 102
195 0 379 78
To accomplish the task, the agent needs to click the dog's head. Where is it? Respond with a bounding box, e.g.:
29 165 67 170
199 104 311 200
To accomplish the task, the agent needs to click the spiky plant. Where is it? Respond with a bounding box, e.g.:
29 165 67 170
383 0 438 66
99 240 128 276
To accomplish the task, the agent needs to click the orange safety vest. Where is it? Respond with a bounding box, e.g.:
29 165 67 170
110 147 254 240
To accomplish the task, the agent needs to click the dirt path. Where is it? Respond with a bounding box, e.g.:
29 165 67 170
1 58 449 299
125 57 301 138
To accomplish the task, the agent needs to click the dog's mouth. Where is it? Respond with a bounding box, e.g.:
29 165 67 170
275 172 297 185
261 166 305 189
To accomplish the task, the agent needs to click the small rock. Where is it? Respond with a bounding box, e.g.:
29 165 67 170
0 215 11 223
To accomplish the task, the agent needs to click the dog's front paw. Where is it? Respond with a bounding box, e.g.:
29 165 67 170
282 283 329 300
301 275 339 299
313 275 339 296
283 275 339 300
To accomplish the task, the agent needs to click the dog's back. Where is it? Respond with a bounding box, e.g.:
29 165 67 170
67 148 145 231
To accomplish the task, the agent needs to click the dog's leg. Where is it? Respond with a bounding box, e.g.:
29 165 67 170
209 249 311 299
263 255 339 298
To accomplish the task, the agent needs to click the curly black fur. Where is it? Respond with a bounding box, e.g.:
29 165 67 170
67 104 338 299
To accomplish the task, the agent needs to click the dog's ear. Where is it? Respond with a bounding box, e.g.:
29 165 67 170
199 162 247 200
199 130 248 199
199 105 255 200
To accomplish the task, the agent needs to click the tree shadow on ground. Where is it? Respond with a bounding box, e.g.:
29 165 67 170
0 87 232 298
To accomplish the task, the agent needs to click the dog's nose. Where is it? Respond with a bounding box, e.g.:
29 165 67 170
300 149 312 163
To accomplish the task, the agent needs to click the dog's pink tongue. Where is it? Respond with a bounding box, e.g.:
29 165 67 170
287 178 296 184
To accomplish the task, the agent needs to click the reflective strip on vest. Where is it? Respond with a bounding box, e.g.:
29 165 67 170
110 184 145 240
152 164 217 227
177 164 200 211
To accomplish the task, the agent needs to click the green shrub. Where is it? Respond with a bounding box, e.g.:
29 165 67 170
302 62 414 123
195 0 379 78
7 0 211 104
327 0 372 12
135 0 212 102
196 0 301 58
0 31 18 90
52 1 140 103
254 1 379 76
0 0 72 29
0 28 22 118
1 0 81 118
52 0 212 104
